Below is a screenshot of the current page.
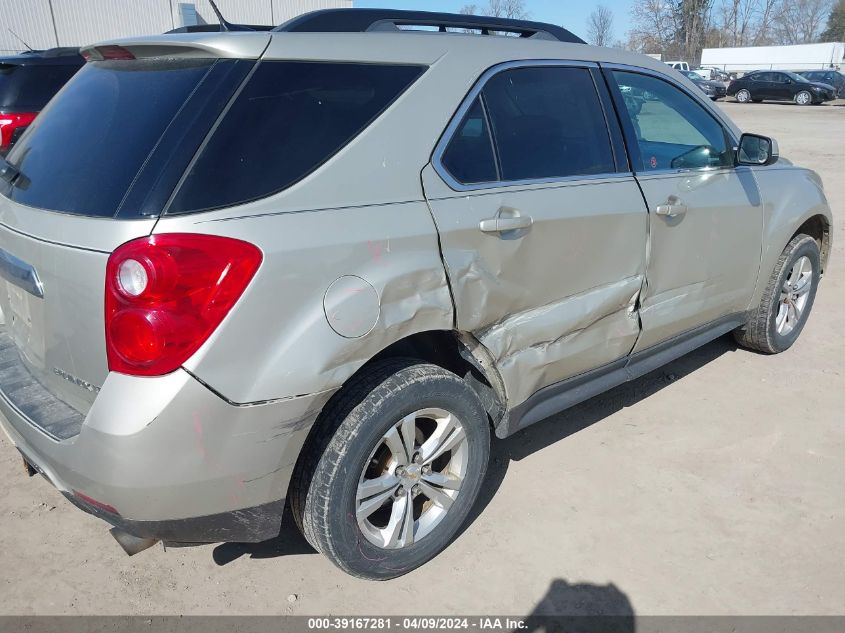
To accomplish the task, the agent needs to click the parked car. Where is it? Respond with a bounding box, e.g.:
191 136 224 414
0 48 84 155
678 69 728 100
727 70 837 105
666 60 690 71
691 66 729 81
0 8 832 580
797 70 844 98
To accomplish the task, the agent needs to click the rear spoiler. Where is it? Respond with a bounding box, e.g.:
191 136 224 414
79 32 271 61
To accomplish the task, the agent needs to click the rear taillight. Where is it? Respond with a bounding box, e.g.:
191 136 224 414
105 234 262 376
0 112 37 150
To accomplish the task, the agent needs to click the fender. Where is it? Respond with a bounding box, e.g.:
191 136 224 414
748 165 832 311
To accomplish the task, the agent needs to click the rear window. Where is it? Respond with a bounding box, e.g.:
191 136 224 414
0 63 81 111
168 61 425 214
2 59 221 217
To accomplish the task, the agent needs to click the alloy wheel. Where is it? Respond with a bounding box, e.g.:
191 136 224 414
356 408 469 549
776 256 813 336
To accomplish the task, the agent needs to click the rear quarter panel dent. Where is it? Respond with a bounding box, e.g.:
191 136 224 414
158 201 453 403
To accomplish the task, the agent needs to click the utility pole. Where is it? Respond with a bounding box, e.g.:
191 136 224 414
46 0 60 47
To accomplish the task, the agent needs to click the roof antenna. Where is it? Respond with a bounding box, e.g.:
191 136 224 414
7 28 34 51
206 0 253 32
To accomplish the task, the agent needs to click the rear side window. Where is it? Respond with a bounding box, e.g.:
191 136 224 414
3 59 218 217
0 63 81 111
482 66 616 181
168 61 426 214
440 97 498 184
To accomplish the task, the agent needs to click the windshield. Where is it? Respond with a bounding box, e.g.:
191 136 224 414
680 70 701 80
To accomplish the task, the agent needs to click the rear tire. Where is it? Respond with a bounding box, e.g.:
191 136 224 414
734 234 820 354
290 359 491 580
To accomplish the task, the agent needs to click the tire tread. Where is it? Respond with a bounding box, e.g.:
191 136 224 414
734 234 817 353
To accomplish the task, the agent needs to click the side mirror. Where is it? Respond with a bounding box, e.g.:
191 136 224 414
737 133 779 166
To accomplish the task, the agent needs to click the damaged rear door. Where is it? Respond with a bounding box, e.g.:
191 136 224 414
423 61 648 408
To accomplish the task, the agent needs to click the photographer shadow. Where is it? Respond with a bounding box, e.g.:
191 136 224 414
521 578 636 632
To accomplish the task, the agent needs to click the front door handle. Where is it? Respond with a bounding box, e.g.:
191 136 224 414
655 195 687 218
479 209 533 234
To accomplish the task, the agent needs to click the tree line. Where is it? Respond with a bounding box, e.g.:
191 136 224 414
460 0 844 64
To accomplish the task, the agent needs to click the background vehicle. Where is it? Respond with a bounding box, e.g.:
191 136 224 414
798 70 844 98
0 8 832 581
666 61 690 71
678 68 728 100
0 47 83 155
694 67 732 82
701 42 845 74
728 70 837 105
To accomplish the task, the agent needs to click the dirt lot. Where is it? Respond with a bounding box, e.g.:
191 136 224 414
1 100 843 617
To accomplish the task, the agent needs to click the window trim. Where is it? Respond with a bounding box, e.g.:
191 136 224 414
601 63 740 177
432 59 626 192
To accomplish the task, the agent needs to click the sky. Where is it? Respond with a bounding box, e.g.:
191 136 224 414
353 0 635 43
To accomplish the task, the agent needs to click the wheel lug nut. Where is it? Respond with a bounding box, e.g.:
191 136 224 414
395 486 404 497
413 453 422 464
395 467 405 476
412 484 421 496
422 465 431 474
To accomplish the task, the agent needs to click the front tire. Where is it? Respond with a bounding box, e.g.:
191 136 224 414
795 90 812 105
734 234 821 354
290 359 491 580
735 89 751 103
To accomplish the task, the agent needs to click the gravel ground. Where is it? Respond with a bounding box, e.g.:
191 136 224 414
1 100 843 617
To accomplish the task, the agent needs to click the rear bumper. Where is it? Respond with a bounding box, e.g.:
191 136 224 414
0 368 333 543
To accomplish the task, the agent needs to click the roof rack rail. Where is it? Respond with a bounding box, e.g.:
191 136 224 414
273 8 586 44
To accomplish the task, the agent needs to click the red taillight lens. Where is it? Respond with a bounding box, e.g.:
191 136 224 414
105 234 262 376
0 112 37 149
81 45 136 61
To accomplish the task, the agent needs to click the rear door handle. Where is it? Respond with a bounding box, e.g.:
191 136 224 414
479 210 533 234
655 196 687 218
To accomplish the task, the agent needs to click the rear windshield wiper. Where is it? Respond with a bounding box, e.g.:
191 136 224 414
0 157 20 185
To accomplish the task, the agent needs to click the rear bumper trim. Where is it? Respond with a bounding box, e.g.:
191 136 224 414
64 492 286 543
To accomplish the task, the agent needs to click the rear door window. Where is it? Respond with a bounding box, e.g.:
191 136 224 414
168 61 426 214
2 59 225 217
480 66 616 182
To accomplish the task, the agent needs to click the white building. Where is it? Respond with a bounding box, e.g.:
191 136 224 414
1 0 352 55
700 42 845 73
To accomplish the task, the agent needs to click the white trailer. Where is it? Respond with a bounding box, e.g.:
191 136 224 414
700 42 845 73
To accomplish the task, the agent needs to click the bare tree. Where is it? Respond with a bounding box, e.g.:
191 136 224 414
459 4 480 15
487 0 530 20
587 5 615 46
772 0 833 43
753 0 780 44
719 0 759 46
628 0 682 58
